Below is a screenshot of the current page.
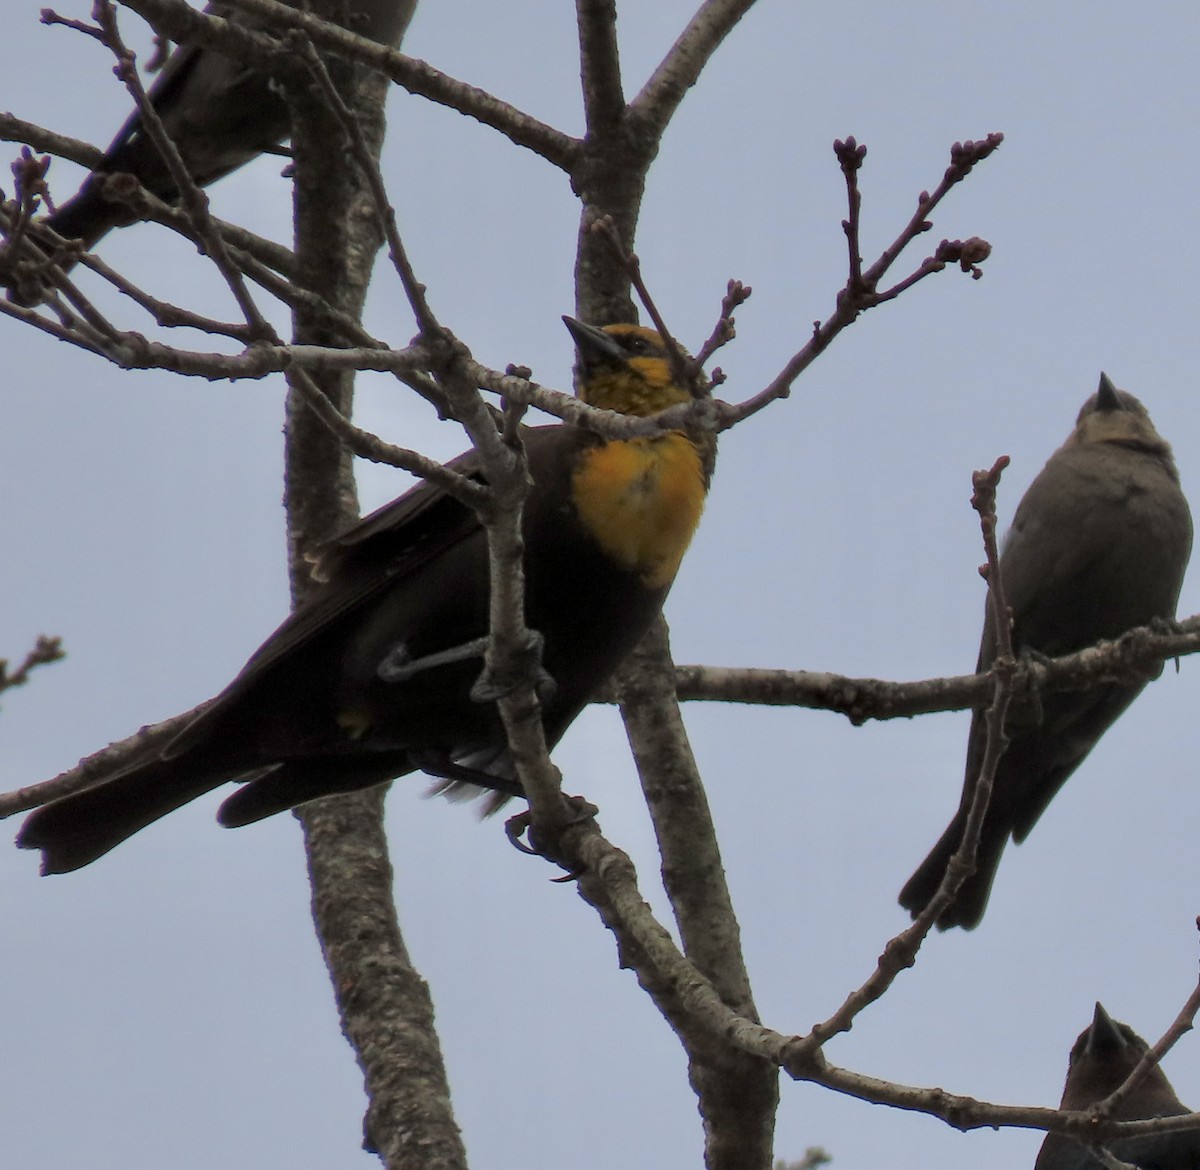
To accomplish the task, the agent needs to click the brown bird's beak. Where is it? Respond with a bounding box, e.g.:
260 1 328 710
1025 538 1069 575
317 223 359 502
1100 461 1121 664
563 315 626 368
1096 372 1124 411
1087 1002 1126 1055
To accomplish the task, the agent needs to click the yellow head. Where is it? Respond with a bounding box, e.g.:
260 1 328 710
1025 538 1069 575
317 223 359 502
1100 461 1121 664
563 318 691 416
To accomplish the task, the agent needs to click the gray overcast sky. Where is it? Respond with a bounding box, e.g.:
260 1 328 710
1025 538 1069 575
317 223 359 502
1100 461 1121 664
4 2 1200 1167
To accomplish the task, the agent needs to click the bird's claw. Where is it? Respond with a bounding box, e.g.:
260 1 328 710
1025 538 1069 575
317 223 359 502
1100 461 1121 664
504 794 599 878
377 636 489 683
470 629 557 703
504 810 540 854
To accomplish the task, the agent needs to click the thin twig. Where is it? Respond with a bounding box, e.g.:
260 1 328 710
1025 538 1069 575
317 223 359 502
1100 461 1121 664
862 136 1002 290
590 216 694 386
722 134 1003 428
786 457 1013 1056
0 636 65 697
839 137 865 289
292 34 440 336
592 216 748 397
661 610 1200 714
39 7 106 39
691 279 752 377
34 180 300 279
0 705 209 816
1097 963 1200 1118
91 0 274 338
287 367 488 501
911 457 1015 925
116 0 580 169
0 289 113 354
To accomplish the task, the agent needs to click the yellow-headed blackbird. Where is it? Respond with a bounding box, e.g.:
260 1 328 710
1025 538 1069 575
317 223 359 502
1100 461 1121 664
45 0 417 250
1035 1003 1195 1170
18 319 708 873
900 375 1192 929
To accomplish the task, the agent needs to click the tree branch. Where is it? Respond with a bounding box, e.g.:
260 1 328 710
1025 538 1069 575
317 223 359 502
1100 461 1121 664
0 112 103 169
660 614 1200 718
279 7 465 1164
576 0 625 135
721 134 1002 427
613 617 779 1165
0 636 65 697
115 0 581 169
629 0 758 139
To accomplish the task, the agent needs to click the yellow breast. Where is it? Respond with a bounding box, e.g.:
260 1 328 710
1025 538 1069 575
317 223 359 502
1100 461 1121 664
570 432 706 589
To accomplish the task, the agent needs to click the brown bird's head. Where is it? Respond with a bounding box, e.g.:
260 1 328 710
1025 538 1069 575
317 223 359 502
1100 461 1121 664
562 318 692 416
1058 1002 1186 1118
1036 1004 1193 1170
1067 373 1177 469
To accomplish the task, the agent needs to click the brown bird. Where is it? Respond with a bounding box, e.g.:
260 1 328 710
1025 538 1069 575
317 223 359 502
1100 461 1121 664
1035 1002 1198 1170
17 319 709 873
899 374 1192 929
45 0 417 251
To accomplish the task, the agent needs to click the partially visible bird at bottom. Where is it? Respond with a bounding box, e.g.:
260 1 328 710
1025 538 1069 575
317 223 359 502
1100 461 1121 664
44 0 418 252
899 374 1193 929
17 317 710 873
1034 1002 1199 1170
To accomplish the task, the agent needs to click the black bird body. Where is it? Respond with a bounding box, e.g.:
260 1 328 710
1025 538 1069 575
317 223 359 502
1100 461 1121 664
900 377 1192 929
1035 1003 1199 1170
45 0 417 249
18 321 707 872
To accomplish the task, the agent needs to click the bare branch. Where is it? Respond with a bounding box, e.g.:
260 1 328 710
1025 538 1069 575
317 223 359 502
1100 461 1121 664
590 216 698 387
1097 969 1200 1119
614 609 1200 720
287 367 489 499
0 286 113 354
782 460 1015 1055
721 134 1002 427
612 617 778 1163
0 705 211 817
297 787 469 1169
117 0 580 169
577 0 626 134
280 6 466 1161
90 0 274 336
0 112 103 171
292 32 439 334
0 636 65 697
630 0 759 138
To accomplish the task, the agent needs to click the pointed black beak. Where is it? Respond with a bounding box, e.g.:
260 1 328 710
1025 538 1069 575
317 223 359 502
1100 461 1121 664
1085 1002 1126 1055
563 316 626 368
1096 372 1124 412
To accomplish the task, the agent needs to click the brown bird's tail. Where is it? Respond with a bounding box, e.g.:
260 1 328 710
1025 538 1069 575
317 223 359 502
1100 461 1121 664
16 752 242 875
897 808 1011 930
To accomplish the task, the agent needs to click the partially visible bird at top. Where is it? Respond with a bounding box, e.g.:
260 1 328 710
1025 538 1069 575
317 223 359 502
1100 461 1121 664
17 317 711 874
1034 1002 1199 1170
43 0 417 252
899 374 1192 929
